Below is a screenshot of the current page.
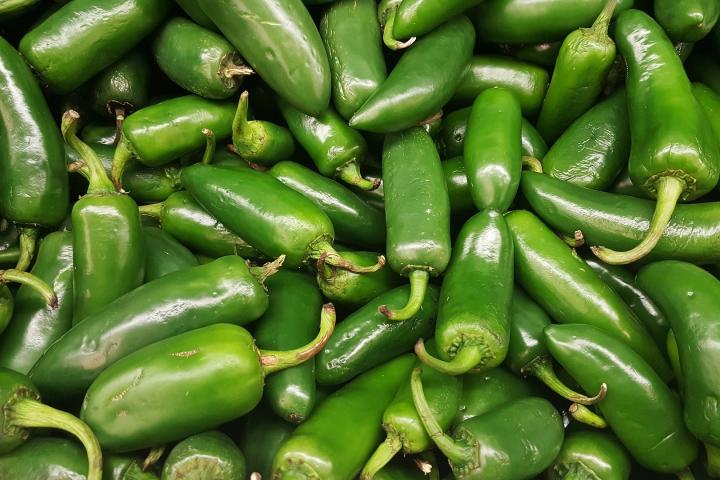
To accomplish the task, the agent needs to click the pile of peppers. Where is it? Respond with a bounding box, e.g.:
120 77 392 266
2 0 720 478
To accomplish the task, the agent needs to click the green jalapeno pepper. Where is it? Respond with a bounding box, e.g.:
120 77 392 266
377 0 416 50
511 41 562 68
350 16 475 133
0 0 41 18
82 124 117 146
181 164 383 271
0 368 102 480
0 437 88 480
142 226 198 282
381 128 450 320
81 306 334 452
442 158 476 218
505 210 672 380
412 369 564 480
30 255 277 402
542 89 629 190
153 17 253 100
0 37 69 272
548 430 632 480
463 87 522 212
416 210 512 375
536 0 618 142
316 284 438 385
196 0 330 116
655 0 719 42
545 323 698 474
320 0 387 120
594 9 720 265
19 0 171 94
454 368 535 426
162 431 246 480
237 404 293 480
175 0 216 29
272 354 415 480
693 82 720 142
521 170 720 264
0 269 57 336
106 453 159 480
667 329 684 392
385 0 483 46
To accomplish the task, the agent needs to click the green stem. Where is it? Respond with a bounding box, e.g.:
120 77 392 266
201 128 216 165
311 239 385 273
8 398 102 480
249 255 285 286
529 357 607 405
706 443 720 478
410 368 473 464
522 156 543 173
142 445 165 470
379 270 429 321
592 176 685 264
677 467 696 480
232 90 251 151
260 303 336 375
589 0 619 36
112 134 135 193
568 403 607 428
382 7 416 50
360 435 403 480
0 269 57 308
62 110 115 194
138 202 163 219
337 161 380 191
415 339 483 376
15 227 36 272
562 230 584 248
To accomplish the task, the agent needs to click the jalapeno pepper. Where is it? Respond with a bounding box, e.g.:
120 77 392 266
272 354 415 480
594 9 720 265
82 124 117 146
142 226 198 282
505 210 672 380
162 431 246 480
0 0 40 18
316 284 438 385
416 210 512 375
412 369 564 480
545 323 698 474
548 430 632 480
196 0 330 116
463 87 522 212
521 170 720 264
0 438 88 480
0 37 69 272
377 0 416 50
694 82 720 141
175 0 216 29
81 306 334 452
349 16 475 133
181 164 383 271
237 404 293 480
511 41 562 68
30 255 277 402
384 0 483 46
655 0 719 42
0 269 57 336
381 128 450 320
454 368 535 426
19 0 171 94
667 330 684 392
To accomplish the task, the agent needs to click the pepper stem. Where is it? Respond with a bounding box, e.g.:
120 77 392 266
676 468 696 480
522 156 543 173
528 358 607 405
589 0 619 36
15 227 37 272
113 106 125 146
706 443 720 478
337 161 380 191
562 230 585 248
360 435 403 480
232 91 252 153
143 445 166 470
0 269 57 308
112 134 135 192
260 303 336 375
410 368 473 464
8 398 102 480
591 176 685 264
415 339 483 376
415 451 440 480
249 255 285 286
382 7 416 50
201 128 216 165
138 202 163 219
379 270 429 321
222 65 255 78
62 110 115 194
568 403 607 428
312 239 385 273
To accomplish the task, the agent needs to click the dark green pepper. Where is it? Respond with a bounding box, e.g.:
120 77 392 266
237 404 293 480
687 52 720 95
0 437 88 480
175 0 216 29
82 124 117 146
547 430 632 480
0 269 57 336
667 329 684 391
142 226 198 282
511 41 562 68
655 0 719 42
161 431 246 480
694 82 720 142
0 0 41 18
385 0 483 45
454 368 535 426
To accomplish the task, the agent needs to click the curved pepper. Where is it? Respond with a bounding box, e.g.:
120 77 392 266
548 430 631 480
655 0 719 42
387 0 483 45
162 431 246 480
0 438 89 480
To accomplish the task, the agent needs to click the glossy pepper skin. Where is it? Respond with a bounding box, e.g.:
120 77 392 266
0 437 88 480
237 405 293 479
175 0 216 29
655 0 719 42
142 226 198 282
254 270 323 423
19 0 171 94
454 368 535 426
545 324 698 473
463 88 521 212
272 354 415 480
694 82 720 142
81 307 334 452
320 0 387 120
537 0 618 142
162 431 246 480
451 56 549 117
599 10 720 265
521 170 720 264
389 0 483 42
547 430 631 480
512 41 562 68
0 232 73 375
382 128 450 320
350 16 475 133
316 284 438 385
30 256 272 402
637 261 720 446
543 90 629 190
505 210 672 380
417 210 512 375
196 0 330 115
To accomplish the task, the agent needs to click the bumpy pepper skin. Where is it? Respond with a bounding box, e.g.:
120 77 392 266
521 171 720 264
320 0 387 120
547 431 631 480
272 355 416 480
451 55 549 117
196 0 330 115
162 431 246 480
545 324 698 473
454 368 535 426
350 16 475 133
0 437 88 480
30 256 269 402
19 0 171 94
237 405 293 479
637 261 720 446
505 210 672 380
142 226 198 282
90 50 151 120
542 90 629 190
655 0 719 42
